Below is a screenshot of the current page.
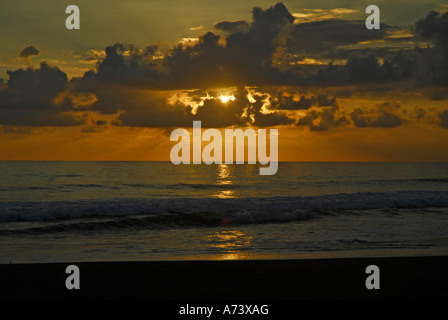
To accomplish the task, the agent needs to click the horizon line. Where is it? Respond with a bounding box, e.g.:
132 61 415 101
1 160 448 163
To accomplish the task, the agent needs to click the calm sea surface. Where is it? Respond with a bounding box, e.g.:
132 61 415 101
0 161 447 263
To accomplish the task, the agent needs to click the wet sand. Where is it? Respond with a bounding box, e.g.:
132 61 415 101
0 256 447 300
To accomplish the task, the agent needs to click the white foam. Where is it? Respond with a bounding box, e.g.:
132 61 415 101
0 190 447 222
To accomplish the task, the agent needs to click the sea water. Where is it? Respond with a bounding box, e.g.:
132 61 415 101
0 161 447 263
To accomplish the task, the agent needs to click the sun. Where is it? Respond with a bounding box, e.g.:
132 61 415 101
219 94 236 103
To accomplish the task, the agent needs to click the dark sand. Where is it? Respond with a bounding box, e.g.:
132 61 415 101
0 256 447 300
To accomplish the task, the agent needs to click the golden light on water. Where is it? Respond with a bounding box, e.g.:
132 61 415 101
216 163 232 184
215 252 252 260
208 230 253 260
214 190 234 199
213 164 235 199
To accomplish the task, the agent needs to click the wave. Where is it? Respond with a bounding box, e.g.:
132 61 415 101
414 178 448 183
1 190 448 225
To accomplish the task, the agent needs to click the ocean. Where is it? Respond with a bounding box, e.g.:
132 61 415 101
0 161 447 264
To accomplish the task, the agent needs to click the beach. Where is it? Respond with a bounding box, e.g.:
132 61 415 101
1 162 447 304
1 256 447 300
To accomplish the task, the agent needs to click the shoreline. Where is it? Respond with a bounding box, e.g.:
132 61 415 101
1 255 447 300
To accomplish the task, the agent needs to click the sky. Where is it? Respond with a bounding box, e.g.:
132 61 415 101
0 0 448 161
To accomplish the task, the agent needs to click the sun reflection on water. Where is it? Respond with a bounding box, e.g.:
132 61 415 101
213 164 235 199
207 230 253 260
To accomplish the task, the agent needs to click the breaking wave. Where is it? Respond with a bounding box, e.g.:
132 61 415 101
1 190 447 233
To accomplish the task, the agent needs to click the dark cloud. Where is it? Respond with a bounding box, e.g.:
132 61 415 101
439 109 448 129
80 117 109 133
296 106 348 131
73 4 448 92
7 61 67 93
3 3 448 130
350 102 405 128
0 62 81 126
415 106 427 120
110 90 195 128
313 49 417 85
89 43 161 87
274 90 337 110
414 11 448 85
0 125 33 134
19 45 40 58
79 2 297 89
278 89 350 131
214 20 249 33
293 10 448 87
415 11 448 52
288 19 392 58
65 2 301 129
328 47 398 61
113 87 294 129
347 55 389 82
426 88 448 100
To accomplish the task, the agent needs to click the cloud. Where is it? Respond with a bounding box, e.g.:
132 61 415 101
80 49 106 65
57 2 307 131
80 114 109 133
0 62 82 126
414 10 448 85
19 45 40 58
415 10 448 52
346 54 393 82
78 2 296 90
113 87 295 128
350 102 405 128
295 106 348 131
214 20 249 33
273 90 337 110
3 3 448 131
73 3 448 93
292 8 358 24
311 49 417 86
439 109 448 129
415 106 427 120
7 61 67 93
287 19 392 58
189 25 205 31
